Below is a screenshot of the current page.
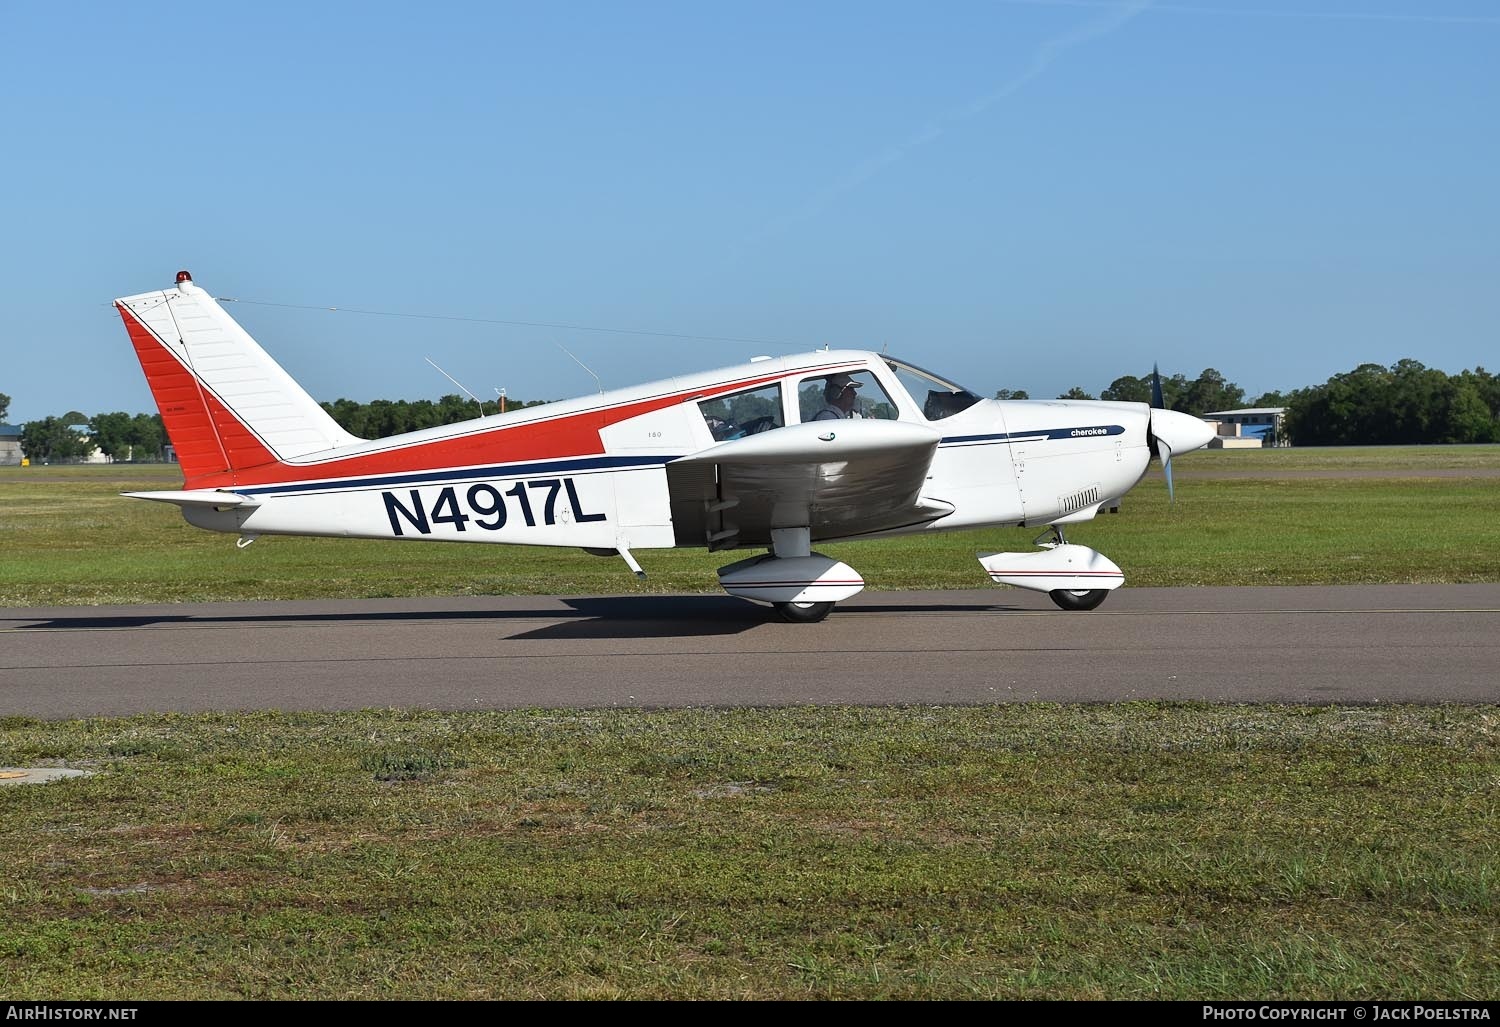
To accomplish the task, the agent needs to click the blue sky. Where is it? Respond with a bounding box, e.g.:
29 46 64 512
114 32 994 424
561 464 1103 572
2 0 1496 422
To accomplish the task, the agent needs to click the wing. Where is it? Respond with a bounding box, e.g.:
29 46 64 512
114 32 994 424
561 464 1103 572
666 419 950 548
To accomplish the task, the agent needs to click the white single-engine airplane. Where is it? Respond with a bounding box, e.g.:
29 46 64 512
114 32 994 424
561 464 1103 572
116 272 1215 622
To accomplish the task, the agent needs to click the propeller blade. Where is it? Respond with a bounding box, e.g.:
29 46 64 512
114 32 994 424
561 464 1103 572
1147 366 1209 504
1148 407 1216 505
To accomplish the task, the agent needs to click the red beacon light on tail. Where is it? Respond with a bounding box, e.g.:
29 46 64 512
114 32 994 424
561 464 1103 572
175 270 193 284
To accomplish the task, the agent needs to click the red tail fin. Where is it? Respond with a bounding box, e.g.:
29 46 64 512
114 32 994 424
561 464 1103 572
116 301 279 486
114 274 360 488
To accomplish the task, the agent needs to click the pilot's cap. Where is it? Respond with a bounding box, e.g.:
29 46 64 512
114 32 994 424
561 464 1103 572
826 373 863 390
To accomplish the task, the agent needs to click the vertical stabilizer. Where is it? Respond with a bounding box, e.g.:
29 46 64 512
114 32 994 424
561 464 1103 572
115 272 361 485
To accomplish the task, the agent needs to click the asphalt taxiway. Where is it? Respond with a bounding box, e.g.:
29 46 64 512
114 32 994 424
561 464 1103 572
3 584 1496 718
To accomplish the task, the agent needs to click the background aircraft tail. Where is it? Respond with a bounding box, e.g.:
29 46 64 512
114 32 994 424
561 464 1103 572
115 272 361 486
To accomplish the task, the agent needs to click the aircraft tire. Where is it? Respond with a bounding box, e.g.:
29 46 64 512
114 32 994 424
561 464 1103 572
1048 589 1109 612
774 601 835 624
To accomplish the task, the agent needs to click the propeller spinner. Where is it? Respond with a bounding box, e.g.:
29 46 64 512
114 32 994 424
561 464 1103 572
1147 365 1216 502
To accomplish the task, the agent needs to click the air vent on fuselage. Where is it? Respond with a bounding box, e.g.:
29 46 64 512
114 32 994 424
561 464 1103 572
1060 484 1101 515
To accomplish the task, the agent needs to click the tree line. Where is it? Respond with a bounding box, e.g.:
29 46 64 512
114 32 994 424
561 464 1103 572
1000 367 1279 414
9 358 1500 461
1004 360 1499 446
318 394 550 439
1281 361 1499 446
13 411 167 463
5 393 550 463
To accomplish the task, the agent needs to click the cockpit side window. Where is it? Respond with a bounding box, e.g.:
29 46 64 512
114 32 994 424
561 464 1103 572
795 370 898 423
884 360 984 421
698 383 785 441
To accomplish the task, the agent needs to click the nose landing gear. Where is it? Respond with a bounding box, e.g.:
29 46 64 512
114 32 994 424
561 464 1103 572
978 524 1125 611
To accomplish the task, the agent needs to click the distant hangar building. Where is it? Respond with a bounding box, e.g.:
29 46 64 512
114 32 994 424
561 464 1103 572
1202 407 1287 448
0 423 21 465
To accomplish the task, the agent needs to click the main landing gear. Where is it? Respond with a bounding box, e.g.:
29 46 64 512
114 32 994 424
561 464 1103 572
717 526 866 624
774 600 836 624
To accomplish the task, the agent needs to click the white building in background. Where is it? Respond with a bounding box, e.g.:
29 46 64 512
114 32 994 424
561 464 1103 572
0 424 21 465
64 423 112 463
1202 407 1287 448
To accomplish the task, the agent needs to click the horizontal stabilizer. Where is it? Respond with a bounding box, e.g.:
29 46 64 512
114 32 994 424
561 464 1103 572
122 490 258 509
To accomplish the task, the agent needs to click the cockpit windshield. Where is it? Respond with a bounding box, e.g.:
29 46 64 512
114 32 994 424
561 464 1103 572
884 359 985 421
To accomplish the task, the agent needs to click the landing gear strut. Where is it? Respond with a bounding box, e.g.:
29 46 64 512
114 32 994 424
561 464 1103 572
769 527 839 623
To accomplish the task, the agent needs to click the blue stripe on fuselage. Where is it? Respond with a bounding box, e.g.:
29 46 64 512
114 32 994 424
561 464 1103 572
941 424 1124 446
232 454 676 498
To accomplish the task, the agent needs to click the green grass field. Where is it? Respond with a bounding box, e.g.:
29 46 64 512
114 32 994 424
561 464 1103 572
3 705 1498 1000
2 448 1498 999
3 445 1499 605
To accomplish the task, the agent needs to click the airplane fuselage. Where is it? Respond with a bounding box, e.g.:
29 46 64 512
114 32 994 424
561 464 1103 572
171 354 1153 550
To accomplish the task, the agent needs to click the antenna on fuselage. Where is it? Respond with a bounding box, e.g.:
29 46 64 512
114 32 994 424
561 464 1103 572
424 357 488 416
556 343 603 395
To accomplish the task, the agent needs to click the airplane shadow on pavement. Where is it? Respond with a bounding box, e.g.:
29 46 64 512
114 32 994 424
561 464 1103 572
3 594 1030 640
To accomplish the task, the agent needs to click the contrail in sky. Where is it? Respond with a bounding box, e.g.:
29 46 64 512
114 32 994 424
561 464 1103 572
745 1 1154 247
993 0 1500 27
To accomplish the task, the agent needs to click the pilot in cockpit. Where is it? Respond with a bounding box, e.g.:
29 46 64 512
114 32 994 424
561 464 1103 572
813 373 862 420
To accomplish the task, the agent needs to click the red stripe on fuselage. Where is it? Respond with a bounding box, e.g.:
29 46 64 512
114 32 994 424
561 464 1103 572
120 295 855 491
211 371 793 490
